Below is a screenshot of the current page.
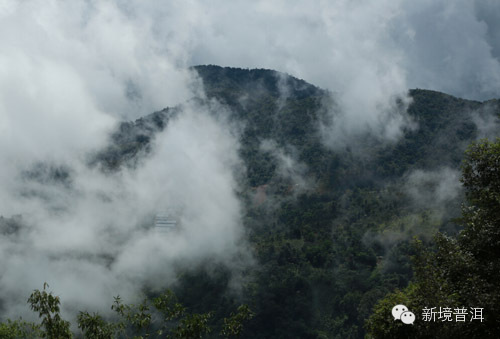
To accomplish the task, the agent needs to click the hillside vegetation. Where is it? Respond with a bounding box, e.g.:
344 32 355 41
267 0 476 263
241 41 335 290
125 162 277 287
2 66 499 338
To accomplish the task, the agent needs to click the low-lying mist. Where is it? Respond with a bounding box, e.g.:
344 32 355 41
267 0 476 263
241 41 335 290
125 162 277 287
0 99 251 321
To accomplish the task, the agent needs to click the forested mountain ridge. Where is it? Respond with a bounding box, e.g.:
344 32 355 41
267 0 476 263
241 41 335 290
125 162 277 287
88 66 500 338
98 66 498 187
3 66 499 338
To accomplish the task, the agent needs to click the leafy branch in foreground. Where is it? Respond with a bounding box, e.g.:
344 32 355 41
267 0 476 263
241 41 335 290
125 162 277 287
221 305 254 338
0 284 252 338
27 282 72 338
0 319 43 339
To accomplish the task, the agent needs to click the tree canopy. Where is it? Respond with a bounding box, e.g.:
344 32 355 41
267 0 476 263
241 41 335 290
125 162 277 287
366 138 500 338
0 284 252 339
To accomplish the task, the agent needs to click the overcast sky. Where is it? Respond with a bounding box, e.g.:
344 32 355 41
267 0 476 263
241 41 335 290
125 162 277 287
185 0 500 101
4 0 498 141
2 0 499 119
1 0 500 322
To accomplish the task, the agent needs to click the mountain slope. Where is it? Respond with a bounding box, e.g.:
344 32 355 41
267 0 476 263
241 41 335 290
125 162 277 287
90 66 499 338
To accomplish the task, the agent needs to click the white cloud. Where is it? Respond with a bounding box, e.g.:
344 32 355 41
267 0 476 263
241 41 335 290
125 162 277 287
0 100 248 320
185 0 500 141
404 167 462 208
1 0 500 322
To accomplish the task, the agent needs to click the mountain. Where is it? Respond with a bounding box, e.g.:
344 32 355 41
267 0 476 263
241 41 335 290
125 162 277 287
88 65 500 338
12 66 499 338
98 66 498 181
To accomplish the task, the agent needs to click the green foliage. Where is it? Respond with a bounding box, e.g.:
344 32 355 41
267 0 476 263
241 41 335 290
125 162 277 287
366 138 500 338
460 138 500 258
221 305 254 338
172 313 212 339
0 319 42 339
82 291 213 338
27 283 72 338
77 312 115 339
0 284 251 339
365 286 416 338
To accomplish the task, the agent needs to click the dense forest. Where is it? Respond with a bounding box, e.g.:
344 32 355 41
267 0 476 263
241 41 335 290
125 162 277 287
1 66 499 338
